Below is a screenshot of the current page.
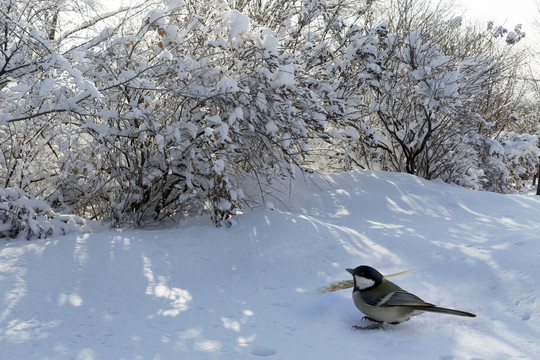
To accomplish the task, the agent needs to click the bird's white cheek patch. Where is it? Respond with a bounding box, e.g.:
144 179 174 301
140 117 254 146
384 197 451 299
354 275 375 290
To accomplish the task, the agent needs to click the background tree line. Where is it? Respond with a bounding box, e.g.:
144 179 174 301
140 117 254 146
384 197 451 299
0 0 538 229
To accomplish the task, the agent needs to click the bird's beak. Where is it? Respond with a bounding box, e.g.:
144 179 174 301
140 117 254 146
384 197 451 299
346 268 354 275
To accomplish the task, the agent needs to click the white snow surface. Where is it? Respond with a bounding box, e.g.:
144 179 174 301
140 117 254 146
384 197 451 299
1 170 540 359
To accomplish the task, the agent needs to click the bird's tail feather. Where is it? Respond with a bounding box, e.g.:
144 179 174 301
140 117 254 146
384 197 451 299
416 306 476 317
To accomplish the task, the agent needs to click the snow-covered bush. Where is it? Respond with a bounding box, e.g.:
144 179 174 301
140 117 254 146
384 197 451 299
477 133 540 193
315 1 538 193
0 0 106 204
0 188 88 240
46 2 336 226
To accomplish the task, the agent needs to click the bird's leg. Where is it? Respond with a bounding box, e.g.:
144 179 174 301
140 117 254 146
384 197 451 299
361 316 382 323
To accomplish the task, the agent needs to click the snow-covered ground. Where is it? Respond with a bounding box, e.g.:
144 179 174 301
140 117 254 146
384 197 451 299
1 170 540 360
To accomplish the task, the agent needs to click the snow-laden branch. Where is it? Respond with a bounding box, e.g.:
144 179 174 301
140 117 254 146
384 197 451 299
57 4 146 43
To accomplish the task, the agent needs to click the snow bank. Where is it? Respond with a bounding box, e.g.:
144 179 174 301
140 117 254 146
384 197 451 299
1 170 540 359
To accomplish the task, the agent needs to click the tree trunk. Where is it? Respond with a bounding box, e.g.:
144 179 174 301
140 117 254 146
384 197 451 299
536 166 540 195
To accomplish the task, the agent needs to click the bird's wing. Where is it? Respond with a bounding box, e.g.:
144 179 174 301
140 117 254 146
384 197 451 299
381 289 435 307
360 279 435 307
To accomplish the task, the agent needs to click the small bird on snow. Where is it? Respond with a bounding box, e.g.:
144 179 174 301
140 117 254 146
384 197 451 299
346 265 476 330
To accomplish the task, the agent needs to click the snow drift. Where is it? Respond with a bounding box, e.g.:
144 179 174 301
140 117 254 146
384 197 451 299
1 170 540 359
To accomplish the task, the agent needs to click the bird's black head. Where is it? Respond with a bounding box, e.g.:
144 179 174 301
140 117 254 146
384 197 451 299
346 265 384 291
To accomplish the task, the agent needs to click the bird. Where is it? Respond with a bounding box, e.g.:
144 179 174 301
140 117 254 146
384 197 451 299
346 265 476 330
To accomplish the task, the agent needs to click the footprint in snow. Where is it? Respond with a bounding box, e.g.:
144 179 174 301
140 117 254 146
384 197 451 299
250 346 276 357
